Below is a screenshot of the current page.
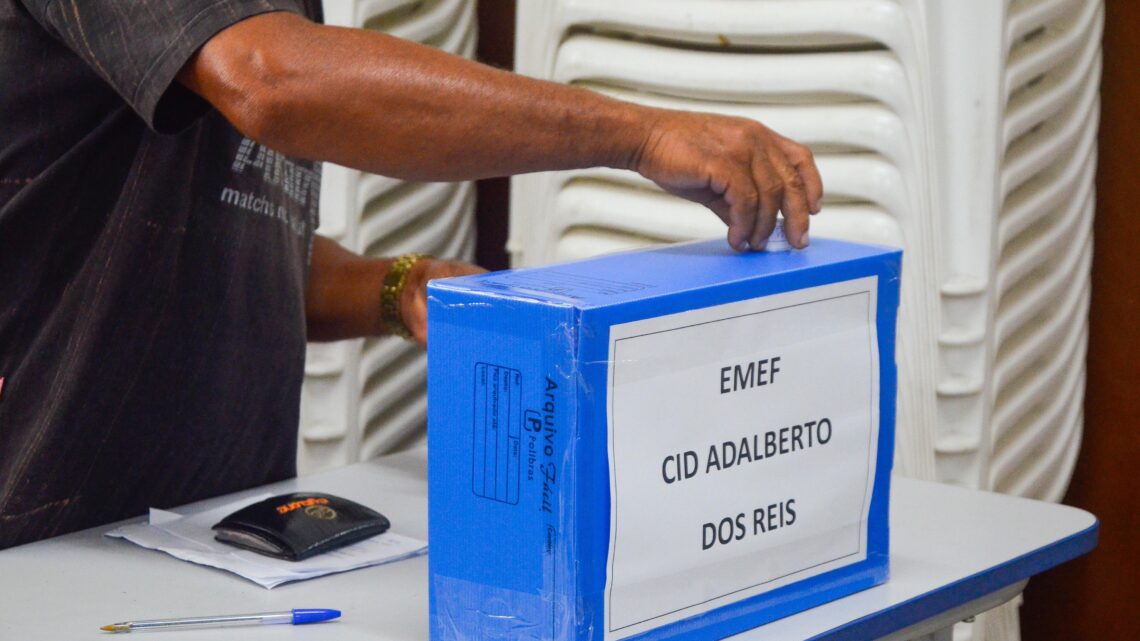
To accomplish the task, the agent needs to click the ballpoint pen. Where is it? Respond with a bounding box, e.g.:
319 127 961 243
100 608 341 633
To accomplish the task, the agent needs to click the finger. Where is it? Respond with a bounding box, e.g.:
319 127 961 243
709 165 760 252
768 150 811 249
412 288 429 346
777 136 823 214
438 261 487 279
703 192 752 253
400 260 431 346
749 157 782 251
720 176 766 254
403 298 428 347
705 196 749 252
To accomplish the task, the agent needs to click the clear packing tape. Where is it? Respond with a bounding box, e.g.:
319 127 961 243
426 238 900 641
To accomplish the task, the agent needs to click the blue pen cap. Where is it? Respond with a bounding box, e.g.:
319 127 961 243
291 608 341 625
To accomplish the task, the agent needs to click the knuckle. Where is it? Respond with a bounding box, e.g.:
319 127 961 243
738 189 760 211
761 180 784 200
774 161 798 182
726 141 753 165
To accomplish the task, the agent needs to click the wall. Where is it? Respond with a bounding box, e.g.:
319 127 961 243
1019 0 1140 637
473 1 514 271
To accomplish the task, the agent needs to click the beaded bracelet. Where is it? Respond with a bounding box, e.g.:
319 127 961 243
380 253 429 339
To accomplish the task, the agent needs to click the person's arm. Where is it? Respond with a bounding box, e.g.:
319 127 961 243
305 236 484 345
178 12 822 251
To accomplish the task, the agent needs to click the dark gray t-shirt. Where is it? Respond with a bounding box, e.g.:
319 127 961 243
0 0 323 548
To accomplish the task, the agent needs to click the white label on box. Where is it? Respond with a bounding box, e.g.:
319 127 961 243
604 277 880 640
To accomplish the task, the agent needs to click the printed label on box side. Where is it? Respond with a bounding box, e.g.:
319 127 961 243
472 363 521 505
603 277 880 640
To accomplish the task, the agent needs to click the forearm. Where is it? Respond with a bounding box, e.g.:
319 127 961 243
305 235 388 342
180 12 651 181
184 11 824 250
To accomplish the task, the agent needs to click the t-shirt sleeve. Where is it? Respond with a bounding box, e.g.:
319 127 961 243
21 0 310 134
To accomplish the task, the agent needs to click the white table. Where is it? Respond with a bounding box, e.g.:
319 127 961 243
0 450 1097 641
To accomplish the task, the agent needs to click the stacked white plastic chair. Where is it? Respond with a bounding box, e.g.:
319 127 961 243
298 0 477 474
511 0 945 481
927 0 1101 505
510 2 1102 641
933 6 1103 636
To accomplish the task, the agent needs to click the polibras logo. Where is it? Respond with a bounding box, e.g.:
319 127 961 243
276 497 337 520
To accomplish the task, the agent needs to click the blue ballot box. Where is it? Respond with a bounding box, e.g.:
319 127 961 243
427 239 902 641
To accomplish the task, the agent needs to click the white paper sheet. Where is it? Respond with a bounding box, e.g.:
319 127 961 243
604 277 880 639
105 493 427 588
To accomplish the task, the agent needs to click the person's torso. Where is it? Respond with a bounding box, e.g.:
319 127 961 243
0 2 321 547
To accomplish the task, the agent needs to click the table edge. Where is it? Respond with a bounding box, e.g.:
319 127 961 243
807 518 1099 641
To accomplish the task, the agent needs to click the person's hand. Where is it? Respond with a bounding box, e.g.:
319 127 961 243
631 110 823 251
399 257 487 346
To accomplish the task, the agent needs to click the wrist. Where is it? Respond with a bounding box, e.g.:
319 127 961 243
380 253 430 339
564 84 660 172
604 101 662 172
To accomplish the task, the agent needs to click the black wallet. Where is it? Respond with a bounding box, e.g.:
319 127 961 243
212 492 390 561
